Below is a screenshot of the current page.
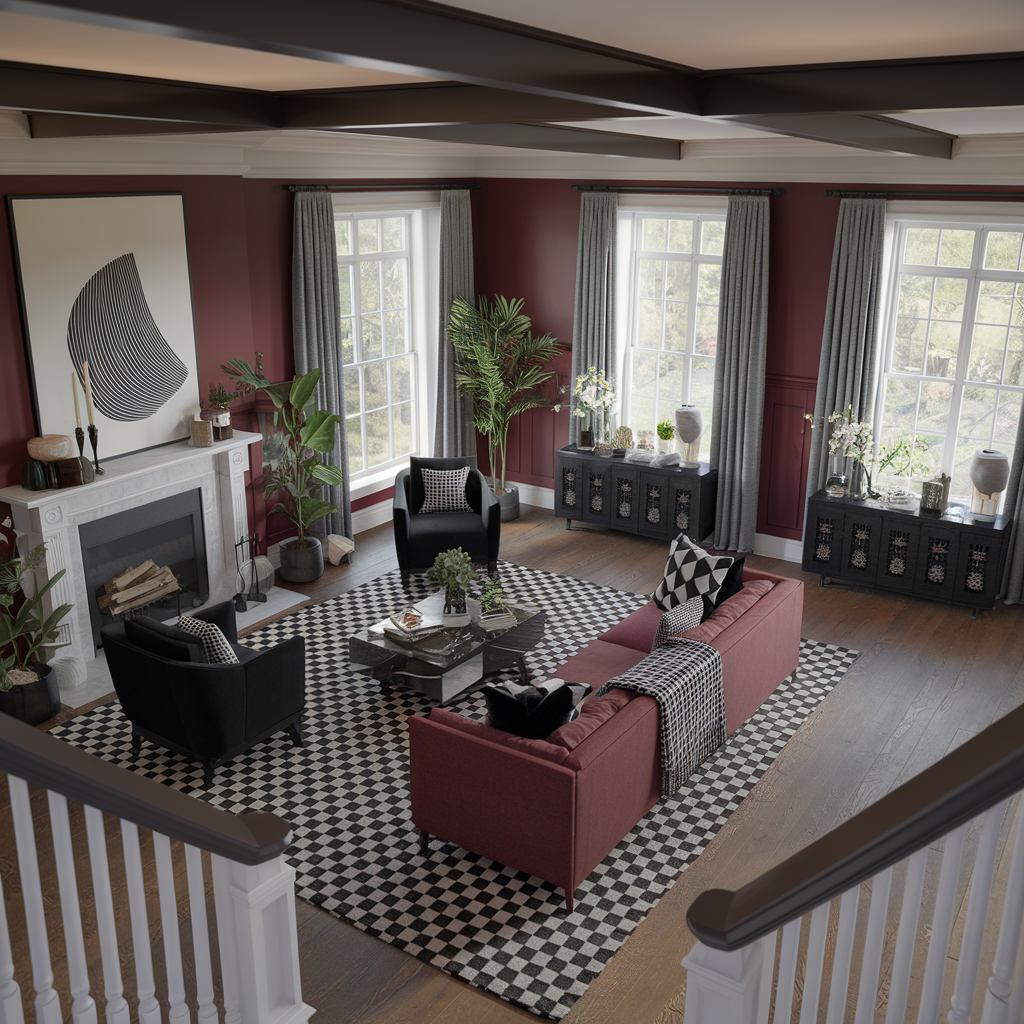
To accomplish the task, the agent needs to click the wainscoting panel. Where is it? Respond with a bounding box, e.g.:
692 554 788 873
757 379 816 541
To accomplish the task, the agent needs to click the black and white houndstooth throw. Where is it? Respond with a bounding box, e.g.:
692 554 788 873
597 638 725 794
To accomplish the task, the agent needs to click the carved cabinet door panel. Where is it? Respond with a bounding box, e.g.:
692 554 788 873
582 463 612 525
875 517 921 594
803 503 845 576
609 466 640 533
556 459 582 518
913 524 959 603
839 512 884 581
638 471 672 540
952 530 1002 608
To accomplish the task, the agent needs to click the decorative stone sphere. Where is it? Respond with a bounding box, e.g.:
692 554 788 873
969 449 1009 497
27 434 73 462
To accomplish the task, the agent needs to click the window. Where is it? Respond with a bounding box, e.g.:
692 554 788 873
618 210 725 460
877 219 1024 500
334 197 438 484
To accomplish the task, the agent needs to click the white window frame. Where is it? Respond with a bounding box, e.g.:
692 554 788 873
876 204 1024 501
332 193 439 496
616 197 727 459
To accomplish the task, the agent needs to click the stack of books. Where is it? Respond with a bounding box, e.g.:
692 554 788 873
382 607 444 646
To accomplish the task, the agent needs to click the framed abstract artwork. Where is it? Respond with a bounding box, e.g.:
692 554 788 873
6 192 201 462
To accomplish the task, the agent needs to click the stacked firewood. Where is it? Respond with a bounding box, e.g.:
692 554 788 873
98 560 179 617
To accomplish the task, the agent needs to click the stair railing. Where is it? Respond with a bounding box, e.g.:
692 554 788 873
682 699 1024 1023
0 711 313 1024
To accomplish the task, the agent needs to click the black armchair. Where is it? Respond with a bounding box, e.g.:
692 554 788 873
393 456 501 578
100 601 305 787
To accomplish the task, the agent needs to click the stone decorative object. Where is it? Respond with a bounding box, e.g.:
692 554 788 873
652 451 682 467
969 449 1009 521
190 418 214 447
920 479 946 515
27 434 73 462
614 426 633 450
675 406 703 467
328 534 355 565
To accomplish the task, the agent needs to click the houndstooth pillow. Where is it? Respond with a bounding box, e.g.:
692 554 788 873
651 595 704 650
420 466 473 513
177 616 239 665
653 534 734 611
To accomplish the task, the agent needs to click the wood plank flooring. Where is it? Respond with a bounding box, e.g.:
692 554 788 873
6 505 1024 1023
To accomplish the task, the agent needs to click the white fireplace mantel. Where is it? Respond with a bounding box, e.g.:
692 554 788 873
0 431 259 688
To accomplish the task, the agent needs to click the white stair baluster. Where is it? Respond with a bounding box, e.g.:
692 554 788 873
210 856 242 1024
45 793 96 1024
0 869 25 1024
825 887 859 1024
184 846 218 1024
854 866 893 1024
884 846 929 1024
1001 908 1024 1024
916 823 967 1024
152 834 190 1024
8 776 62 1024
773 919 802 1024
82 807 130 1024
799 902 830 1024
120 821 162 1024
980 797 1024 1024
949 800 1008 1024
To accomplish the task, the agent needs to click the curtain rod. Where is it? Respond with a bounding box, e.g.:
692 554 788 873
824 189 1024 200
288 183 480 192
571 185 785 195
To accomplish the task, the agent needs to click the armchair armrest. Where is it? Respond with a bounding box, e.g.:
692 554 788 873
193 601 238 643
393 469 413 571
242 635 306 733
475 471 502 563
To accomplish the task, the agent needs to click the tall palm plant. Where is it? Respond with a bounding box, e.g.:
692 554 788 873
448 295 562 494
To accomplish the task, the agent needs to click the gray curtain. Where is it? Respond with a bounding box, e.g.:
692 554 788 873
806 197 887 495
570 193 617 444
1000 407 1024 602
710 195 771 553
292 189 352 547
434 189 476 457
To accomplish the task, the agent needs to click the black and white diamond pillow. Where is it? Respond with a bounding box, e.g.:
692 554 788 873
177 616 239 664
651 595 704 650
653 534 734 610
420 466 473 513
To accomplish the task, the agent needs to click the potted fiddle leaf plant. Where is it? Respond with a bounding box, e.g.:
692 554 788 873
448 295 562 522
224 358 343 583
0 540 72 725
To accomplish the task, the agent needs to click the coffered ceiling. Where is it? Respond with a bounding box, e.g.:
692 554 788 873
0 0 1022 170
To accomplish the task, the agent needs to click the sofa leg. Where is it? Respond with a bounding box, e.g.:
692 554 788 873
565 890 574 914
419 830 431 855
286 722 303 747
790 669 799 685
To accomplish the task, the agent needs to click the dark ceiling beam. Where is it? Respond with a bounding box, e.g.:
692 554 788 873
0 61 281 126
704 53 1024 116
715 113 954 159
336 123 681 160
27 112 257 137
0 0 703 116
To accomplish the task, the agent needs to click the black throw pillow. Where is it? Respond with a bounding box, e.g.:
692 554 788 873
483 683 579 739
124 616 209 663
701 555 745 622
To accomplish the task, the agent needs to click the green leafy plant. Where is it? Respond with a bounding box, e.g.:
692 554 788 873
448 295 562 494
428 548 476 596
657 419 675 441
478 574 506 614
223 358 343 549
207 382 239 410
0 541 72 692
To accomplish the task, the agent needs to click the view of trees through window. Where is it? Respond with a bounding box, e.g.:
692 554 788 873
336 214 415 476
878 222 1024 500
624 213 724 460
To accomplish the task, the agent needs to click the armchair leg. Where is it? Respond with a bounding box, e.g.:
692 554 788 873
286 722 303 747
131 728 142 758
202 762 216 789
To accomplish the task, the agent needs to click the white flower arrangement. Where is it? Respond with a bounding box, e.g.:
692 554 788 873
827 405 874 461
573 366 615 417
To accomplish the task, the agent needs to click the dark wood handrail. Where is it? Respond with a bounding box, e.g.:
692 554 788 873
687 700 1024 951
0 712 291 865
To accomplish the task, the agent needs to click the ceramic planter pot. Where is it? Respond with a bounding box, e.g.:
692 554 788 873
675 406 703 467
279 536 325 583
0 665 60 725
497 485 520 522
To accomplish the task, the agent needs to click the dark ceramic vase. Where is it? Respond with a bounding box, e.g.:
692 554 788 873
279 536 325 583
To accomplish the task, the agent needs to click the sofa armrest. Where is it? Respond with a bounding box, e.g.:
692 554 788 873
193 601 238 644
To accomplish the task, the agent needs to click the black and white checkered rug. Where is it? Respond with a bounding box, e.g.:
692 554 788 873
53 563 859 1020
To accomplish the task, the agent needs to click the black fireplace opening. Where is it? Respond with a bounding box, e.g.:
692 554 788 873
80 488 209 649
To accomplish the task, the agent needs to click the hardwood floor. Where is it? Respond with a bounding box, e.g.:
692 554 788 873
7 505 1024 1022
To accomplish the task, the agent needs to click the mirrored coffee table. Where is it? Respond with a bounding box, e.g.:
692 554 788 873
348 590 545 705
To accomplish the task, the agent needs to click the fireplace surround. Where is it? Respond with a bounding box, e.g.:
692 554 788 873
0 431 258 690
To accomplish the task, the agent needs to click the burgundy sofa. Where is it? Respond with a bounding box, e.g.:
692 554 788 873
407 567 804 911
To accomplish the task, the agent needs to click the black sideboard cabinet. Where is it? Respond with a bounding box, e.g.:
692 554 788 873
802 489 1010 615
553 446 717 543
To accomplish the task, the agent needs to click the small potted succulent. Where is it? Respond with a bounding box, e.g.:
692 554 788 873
0 540 72 724
428 548 476 626
657 418 675 453
202 382 240 441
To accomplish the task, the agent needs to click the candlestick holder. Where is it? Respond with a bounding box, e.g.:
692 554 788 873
87 424 104 475
74 426 95 483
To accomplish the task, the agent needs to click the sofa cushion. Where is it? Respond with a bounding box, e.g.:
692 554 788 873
547 689 633 751
483 681 585 739
177 615 240 664
124 616 208 663
424 708 571 764
702 555 745 622
597 601 663 653
420 466 473 513
554 638 649 688
683 579 775 644
653 534 734 610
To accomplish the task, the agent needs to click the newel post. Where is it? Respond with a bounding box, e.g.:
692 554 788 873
211 853 315 1024
681 935 775 1024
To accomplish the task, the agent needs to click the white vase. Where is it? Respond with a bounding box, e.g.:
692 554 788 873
675 406 703 467
969 449 1009 520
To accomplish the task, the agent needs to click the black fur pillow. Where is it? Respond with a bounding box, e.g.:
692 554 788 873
483 681 589 739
